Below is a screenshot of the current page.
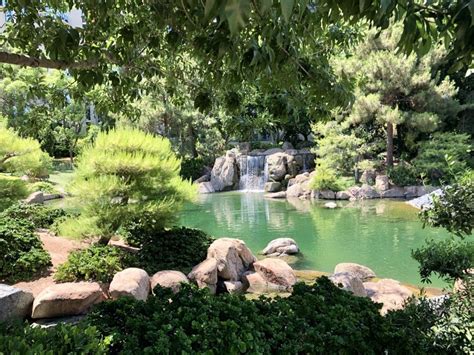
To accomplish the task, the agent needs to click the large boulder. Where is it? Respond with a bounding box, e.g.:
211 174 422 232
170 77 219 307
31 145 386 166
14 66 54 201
31 282 106 319
262 238 299 256
324 202 338 209
375 175 390 191
360 170 376 185
223 280 245 294
313 190 336 200
381 187 406 198
266 153 290 181
151 270 189 294
25 191 44 204
188 258 218 294
359 184 380 199
364 279 413 315
288 172 310 188
253 258 296 290
336 191 351 200
243 272 290 294
286 183 303 198
197 181 215 194
406 188 443 209
0 284 34 322
329 272 367 297
207 238 256 281
263 148 284 155
110 268 150 301
334 263 376 281
264 181 281 192
210 152 239 192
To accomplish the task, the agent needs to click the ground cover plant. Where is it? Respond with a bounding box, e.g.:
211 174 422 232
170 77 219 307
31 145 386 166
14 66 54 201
0 203 67 229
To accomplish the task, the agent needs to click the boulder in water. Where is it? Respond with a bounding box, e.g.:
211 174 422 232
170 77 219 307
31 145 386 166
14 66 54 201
334 263 376 281
262 238 299 256
210 153 239 192
264 181 281 192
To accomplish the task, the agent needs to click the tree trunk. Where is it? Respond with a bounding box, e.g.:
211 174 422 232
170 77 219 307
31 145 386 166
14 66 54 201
386 122 394 168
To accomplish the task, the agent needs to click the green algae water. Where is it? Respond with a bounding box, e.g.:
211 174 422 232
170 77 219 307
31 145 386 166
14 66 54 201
179 192 450 288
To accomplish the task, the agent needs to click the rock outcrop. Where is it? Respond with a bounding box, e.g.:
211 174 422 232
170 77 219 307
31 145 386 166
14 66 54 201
252 258 296 290
334 263 376 281
109 268 150 301
25 191 44 204
188 258 219 294
210 151 239 192
329 272 367 297
262 238 299 256
197 181 215 194
151 270 189 294
31 282 106 319
0 284 34 322
364 279 413 315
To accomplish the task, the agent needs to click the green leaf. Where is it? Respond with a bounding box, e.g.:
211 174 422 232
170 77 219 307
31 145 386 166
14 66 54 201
281 0 294 22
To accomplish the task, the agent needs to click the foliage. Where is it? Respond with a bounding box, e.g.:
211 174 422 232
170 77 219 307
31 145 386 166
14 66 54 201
0 175 28 212
130 227 214 274
0 127 51 177
310 165 341 191
412 238 474 283
387 162 418 186
55 245 136 284
0 321 109 354
420 180 474 237
27 180 59 194
180 157 206 181
0 202 67 229
51 215 101 240
413 133 472 183
69 128 196 241
0 216 51 283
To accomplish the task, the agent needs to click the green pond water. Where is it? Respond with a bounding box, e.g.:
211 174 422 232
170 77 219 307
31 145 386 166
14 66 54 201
179 192 450 288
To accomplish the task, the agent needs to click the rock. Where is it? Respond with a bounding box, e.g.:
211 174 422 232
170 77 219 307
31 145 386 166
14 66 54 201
31 282 106 319
453 269 473 293
253 258 297 289
334 263 376 281
110 268 150 301
238 142 251 154
406 189 443 209
375 175 390 191
0 284 34 322
210 153 239 192
359 184 380 199
263 148 284 155
151 270 189 294
313 190 336 200
286 183 303 198
262 238 299 256
188 258 218 294
264 181 281 192
381 187 406 198
289 173 310 187
43 193 63 201
364 279 413 315
404 186 419 199
25 191 44 204
193 175 209 184
207 238 256 281
282 142 294 150
266 153 290 181
336 191 351 200
329 272 367 297
416 185 438 196
265 191 287 199
243 272 290 294
197 181 215 194
324 202 338 209
360 170 376 185
223 281 245 294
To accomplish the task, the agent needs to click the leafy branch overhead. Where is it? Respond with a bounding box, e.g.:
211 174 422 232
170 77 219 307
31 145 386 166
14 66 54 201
0 0 471 97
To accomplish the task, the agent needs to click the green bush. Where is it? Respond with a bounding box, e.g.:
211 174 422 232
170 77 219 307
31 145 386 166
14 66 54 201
413 132 472 183
27 180 59 194
55 245 136 283
0 216 51 282
0 203 67 229
0 175 28 212
51 215 101 240
180 157 206 181
133 227 214 274
70 128 196 242
0 321 109 354
310 165 341 191
387 162 418 186
86 278 390 354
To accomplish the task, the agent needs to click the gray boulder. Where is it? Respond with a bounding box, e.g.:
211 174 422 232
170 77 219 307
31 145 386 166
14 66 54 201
188 258 218 294
25 191 44 204
151 270 189 294
336 191 351 200
0 284 34 322
381 187 406 198
264 181 281 192
334 263 376 281
375 175 390 191
262 238 299 256
210 152 239 191
197 181 215 194
110 268 150 301
329 272 367 297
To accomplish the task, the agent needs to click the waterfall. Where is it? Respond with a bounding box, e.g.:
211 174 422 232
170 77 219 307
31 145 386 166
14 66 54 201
239 155 268 191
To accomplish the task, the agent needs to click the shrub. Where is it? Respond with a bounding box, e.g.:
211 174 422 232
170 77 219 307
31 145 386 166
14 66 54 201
413 132 471 183
55 245 137 283
387 161 418 186
0 321 109 354
0 175 28 211
310 165 341 191
70 128 196 242
0 127 52 178
0 216 51 282
27 181 59 194
50 215 100 240
0 203 67 229
180 157 206 181
132 227 214 274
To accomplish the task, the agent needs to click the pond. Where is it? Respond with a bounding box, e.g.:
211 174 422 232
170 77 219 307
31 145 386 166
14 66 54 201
179 192 450 288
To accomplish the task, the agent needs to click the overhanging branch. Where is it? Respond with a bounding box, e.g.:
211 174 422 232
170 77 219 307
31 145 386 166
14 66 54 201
0 51 98 70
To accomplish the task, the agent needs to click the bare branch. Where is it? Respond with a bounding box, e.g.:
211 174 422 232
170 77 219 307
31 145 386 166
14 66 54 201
0 51 98 70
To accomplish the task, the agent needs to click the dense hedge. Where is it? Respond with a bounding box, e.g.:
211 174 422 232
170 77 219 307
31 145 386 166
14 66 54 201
0 202 67 229
0 216 51 282
0 175 28 212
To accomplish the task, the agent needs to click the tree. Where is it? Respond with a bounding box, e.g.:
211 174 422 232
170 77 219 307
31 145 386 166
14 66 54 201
337 27 462 168
68 128 196 243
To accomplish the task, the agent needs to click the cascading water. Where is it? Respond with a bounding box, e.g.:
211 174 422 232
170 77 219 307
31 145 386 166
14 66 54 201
239 155 268 191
